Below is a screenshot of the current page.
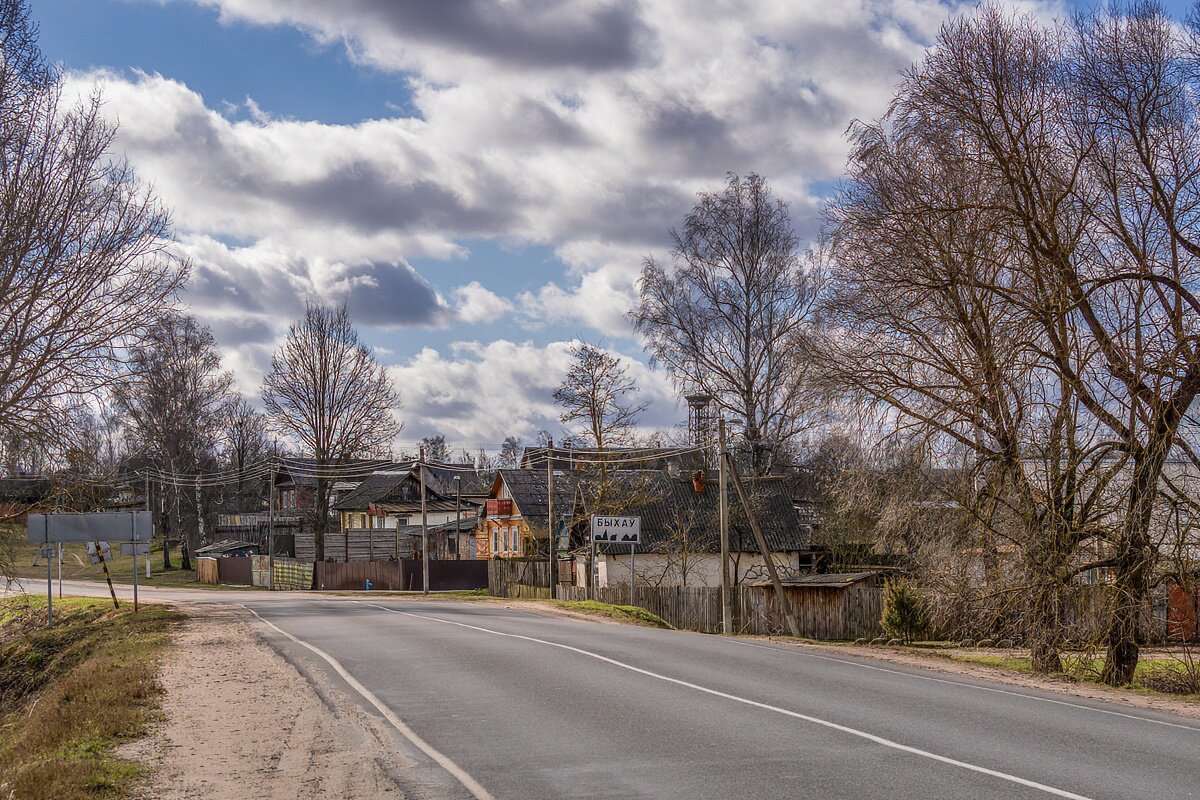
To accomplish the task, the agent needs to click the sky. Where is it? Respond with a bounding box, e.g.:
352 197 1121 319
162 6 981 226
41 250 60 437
31 0 1198 454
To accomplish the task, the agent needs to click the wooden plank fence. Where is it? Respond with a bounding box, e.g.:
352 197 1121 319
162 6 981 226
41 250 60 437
196 557 218 585
488 559 551 598
542 583 883 640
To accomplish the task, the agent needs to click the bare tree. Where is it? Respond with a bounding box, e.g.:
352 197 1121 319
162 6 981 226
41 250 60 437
115 313 233 569
420 434 448 463
0 1 186 457
632 173 820 474
223 396 271 509
553 342 647 451
498 436 523 469
262 303 401 560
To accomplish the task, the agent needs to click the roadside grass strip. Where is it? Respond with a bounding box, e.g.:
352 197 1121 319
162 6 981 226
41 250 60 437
549 599 673 629
0 596 179 800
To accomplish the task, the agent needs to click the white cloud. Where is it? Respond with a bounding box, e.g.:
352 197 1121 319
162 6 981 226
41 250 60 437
453 281 515 322
389 339 680 443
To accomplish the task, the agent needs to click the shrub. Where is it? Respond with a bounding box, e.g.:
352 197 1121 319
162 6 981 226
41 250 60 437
881 580 929 644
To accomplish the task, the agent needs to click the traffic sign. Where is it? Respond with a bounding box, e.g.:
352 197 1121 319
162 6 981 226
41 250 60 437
590 515 641 544
26 511 152 544
86 541 113 565
121 543 151 556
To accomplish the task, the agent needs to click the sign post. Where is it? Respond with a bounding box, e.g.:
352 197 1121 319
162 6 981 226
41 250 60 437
590 516 641 603
27 512 153 625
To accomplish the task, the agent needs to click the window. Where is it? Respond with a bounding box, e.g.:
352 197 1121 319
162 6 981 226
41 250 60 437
492 528 499 555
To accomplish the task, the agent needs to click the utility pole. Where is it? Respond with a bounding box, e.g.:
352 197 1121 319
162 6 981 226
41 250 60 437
419 447 429 595
268 462 276 591
131 510 139 613
547 454 555 600
726 453 801 638
453 475 461 560
718 417 731 634
144 475 152 578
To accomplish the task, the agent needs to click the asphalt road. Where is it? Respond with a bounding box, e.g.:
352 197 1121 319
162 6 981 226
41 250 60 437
18 580 1200 800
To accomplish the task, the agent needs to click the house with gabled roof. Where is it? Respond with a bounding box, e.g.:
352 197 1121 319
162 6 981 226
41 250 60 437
564 471 820 589
477 468 580 559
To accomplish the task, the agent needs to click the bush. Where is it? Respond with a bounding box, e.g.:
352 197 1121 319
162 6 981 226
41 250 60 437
881 580 929 644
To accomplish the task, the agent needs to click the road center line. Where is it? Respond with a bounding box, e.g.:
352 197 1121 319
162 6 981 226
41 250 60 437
242 605 495 800
727 638 1200 733
362 602 1093 800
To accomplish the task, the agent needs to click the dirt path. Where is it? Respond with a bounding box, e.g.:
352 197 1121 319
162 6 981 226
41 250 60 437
126 606 420 799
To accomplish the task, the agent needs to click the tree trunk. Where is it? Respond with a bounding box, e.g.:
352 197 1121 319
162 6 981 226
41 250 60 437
315 475 329 562
1101 449 1161 686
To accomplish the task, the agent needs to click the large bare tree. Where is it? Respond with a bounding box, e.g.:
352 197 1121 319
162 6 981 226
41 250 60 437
553 342 647 451
262 303 401 559
632 173 820 474
824 2 1200 683
114 313 233 569
0 0 185 457
223 395 272 509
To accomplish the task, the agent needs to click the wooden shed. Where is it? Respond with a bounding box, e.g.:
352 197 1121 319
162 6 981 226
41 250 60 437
750 572 884 640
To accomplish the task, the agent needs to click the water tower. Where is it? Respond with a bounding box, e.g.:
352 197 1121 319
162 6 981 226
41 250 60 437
685 393 715 466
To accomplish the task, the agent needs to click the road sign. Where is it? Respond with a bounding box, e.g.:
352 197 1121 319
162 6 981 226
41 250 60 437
86 541 113 565
590 515 641 544
26 511 152 544
121 543 150 556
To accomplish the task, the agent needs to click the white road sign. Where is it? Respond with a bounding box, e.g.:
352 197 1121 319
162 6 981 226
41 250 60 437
86 541 113 565
27 511 152 544
590 515 641 544
121 543 151 556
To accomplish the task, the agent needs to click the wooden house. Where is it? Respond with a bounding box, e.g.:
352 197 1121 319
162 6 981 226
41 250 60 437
477 469 580 559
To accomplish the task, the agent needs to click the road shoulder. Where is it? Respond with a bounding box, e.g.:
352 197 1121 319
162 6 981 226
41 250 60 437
124 605 414 799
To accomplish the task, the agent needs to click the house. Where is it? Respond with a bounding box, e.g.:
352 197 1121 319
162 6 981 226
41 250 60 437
477 469 580 559
0 475 52 522
330 464 484 561
564 471 820 589
275 458 395 560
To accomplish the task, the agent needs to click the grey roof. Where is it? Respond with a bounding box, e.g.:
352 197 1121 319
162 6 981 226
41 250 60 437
519 446 706 472
0 476 52 501
572 472 810 555
194 539 260 556
497 469 581 523
333 471 413 511
421 464 492 499
751 572 880 588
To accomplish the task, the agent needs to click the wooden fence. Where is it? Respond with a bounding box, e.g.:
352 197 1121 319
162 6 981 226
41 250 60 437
315 559 489 591
196 557 218 585
541 583 884 640
216 556 253 586
488 559 551 598
324 528 413 562
272 557 314 590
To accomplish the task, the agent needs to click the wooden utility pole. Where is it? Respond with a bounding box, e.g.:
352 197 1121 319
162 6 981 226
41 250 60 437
547 453 555 599
419 447 429 596
718 417 731 634
726 453 800 638
268 463 276 591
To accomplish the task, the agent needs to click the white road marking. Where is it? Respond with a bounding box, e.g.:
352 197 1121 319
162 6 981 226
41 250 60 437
362 602 1094 800
727 638 1200 733
242 606 495 800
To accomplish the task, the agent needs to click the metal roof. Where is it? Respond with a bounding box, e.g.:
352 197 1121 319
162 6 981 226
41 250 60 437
750 572 880 588
495 469 581 522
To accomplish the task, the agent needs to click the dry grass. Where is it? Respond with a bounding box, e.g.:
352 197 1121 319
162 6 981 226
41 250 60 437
0 596 180 799
550 599 674 629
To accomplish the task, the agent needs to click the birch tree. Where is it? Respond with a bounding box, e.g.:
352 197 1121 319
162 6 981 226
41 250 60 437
632 173 820 474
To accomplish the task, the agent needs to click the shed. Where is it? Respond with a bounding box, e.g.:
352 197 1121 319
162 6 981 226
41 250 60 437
750 572 884 640
194 539 262 558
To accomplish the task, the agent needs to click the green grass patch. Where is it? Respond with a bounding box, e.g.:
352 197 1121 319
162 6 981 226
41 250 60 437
7 540 201 588
947 650 1200 699
550 600 674 629
0 595 180 799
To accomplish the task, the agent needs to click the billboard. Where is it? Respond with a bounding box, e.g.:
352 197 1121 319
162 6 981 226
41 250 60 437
27 511 152 544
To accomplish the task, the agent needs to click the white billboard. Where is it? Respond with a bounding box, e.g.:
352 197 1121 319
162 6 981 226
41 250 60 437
27 511 152 544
